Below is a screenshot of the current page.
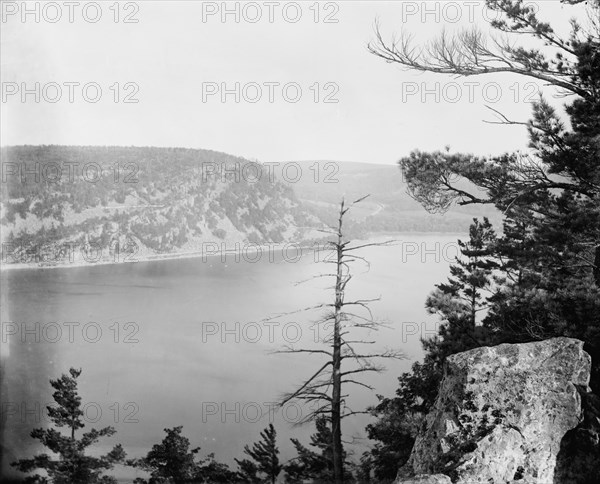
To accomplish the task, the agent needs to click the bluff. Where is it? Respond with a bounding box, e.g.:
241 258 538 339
0 146 324 265
395 338 597 484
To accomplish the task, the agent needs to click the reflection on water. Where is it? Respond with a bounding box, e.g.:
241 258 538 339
0 234 458 482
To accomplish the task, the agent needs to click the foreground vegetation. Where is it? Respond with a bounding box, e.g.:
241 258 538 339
365 0 600 480
11 368 364 483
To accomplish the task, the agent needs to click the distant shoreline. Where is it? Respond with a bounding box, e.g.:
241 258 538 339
0 232 464 272
0 242 322 272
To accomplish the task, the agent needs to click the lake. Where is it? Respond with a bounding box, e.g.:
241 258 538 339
0 233 461 482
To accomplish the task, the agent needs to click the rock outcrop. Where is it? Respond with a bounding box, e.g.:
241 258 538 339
395 338 592 484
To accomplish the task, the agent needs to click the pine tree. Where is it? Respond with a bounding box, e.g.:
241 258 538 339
129 426 200 484
197 453 238 483
235 424 282 484
235 458 260 484
283 416 353 484
129 426 237 484
10 368 126 484
425 217 497 353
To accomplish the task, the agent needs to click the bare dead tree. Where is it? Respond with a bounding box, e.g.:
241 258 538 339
267 196 403 484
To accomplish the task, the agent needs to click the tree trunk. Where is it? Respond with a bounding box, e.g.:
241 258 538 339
332 202 345 484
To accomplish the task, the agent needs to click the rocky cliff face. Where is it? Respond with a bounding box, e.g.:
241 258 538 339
395 338 593 484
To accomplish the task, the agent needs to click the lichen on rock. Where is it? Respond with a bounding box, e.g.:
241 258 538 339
395 338 592 484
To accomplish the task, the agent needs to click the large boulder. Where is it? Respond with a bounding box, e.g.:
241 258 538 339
395 338 592 484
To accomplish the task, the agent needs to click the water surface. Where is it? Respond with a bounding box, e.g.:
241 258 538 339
1 234 459 481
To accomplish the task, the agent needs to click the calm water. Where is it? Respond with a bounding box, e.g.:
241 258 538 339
0 234 460 482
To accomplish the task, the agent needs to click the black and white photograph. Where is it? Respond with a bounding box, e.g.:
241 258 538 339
1 1 599 482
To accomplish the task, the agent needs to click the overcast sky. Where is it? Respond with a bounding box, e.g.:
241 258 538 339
0 1 587 165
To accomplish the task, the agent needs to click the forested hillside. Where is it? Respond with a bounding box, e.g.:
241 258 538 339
0 147 503 266
0 146 323 264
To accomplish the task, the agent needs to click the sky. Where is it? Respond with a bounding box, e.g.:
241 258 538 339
0 0 589 165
